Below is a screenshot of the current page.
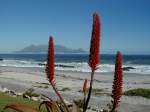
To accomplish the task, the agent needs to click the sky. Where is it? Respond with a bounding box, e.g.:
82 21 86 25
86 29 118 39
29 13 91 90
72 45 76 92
0 0 150 54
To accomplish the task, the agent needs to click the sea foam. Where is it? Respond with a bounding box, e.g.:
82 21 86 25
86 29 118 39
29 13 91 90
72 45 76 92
1 59 150 74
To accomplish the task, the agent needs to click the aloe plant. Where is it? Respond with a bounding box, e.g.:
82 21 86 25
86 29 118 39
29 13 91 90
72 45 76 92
83 13 100 112
42 36 70 112
110 51 123 112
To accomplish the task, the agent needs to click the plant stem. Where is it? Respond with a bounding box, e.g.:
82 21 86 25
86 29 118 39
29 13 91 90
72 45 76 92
83 70 95 112
83 94 86 109
110 108 117 112
110 104 117 112
51 82 70 112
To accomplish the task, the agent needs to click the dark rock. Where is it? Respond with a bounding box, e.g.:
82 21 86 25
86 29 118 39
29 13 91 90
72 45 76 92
5 90 17 96
123 67 136 71
38 63 46 66
38 63 75 68
55 64 74 68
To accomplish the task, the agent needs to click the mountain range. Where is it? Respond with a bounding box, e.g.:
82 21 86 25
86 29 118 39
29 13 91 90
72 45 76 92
15 44 86 53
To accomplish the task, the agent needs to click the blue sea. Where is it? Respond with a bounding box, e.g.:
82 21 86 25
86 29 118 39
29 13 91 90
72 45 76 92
0 53 150 74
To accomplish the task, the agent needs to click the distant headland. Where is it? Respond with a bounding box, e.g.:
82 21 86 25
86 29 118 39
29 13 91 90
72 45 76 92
15 44 86 54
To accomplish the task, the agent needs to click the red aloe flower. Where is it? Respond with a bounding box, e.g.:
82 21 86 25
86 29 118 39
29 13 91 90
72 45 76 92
89 13 100 71
83 13 100 112
46 36 55 84
111 51 123 112
45 36 69 112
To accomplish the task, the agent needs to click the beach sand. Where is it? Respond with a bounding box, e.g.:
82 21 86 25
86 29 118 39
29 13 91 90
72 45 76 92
0 66 150 112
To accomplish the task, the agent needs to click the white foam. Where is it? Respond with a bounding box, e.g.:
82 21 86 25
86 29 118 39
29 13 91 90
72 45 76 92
55 62 115 73
1 59 150 74
0 59 42 68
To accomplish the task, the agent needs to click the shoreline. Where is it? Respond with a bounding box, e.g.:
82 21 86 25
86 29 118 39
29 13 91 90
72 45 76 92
0 66 150 112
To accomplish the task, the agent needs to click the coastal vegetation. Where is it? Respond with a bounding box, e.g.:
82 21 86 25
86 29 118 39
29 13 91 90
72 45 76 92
0 92 40 112
124 88 150 99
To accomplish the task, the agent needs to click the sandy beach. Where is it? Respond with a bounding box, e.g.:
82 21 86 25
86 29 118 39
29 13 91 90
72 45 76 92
0 66 150 112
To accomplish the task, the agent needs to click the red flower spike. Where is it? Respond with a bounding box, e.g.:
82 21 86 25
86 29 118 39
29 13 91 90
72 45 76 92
83 13 100 112
111 51 123 112
46 36 55 84
45 36 69 112
89 13 100 71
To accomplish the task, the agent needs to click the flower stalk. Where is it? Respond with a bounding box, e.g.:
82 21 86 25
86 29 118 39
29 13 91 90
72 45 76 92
83 13 100 112
110 51 123 112
46 36 69 112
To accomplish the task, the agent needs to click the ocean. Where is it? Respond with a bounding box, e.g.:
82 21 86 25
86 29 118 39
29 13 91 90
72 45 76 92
0 53 150 74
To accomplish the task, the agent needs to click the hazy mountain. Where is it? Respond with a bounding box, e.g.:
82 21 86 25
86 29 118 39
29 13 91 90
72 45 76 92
15 44 86 53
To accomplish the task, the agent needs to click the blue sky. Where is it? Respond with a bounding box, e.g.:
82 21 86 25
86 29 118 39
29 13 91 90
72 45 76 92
0 0 150 54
